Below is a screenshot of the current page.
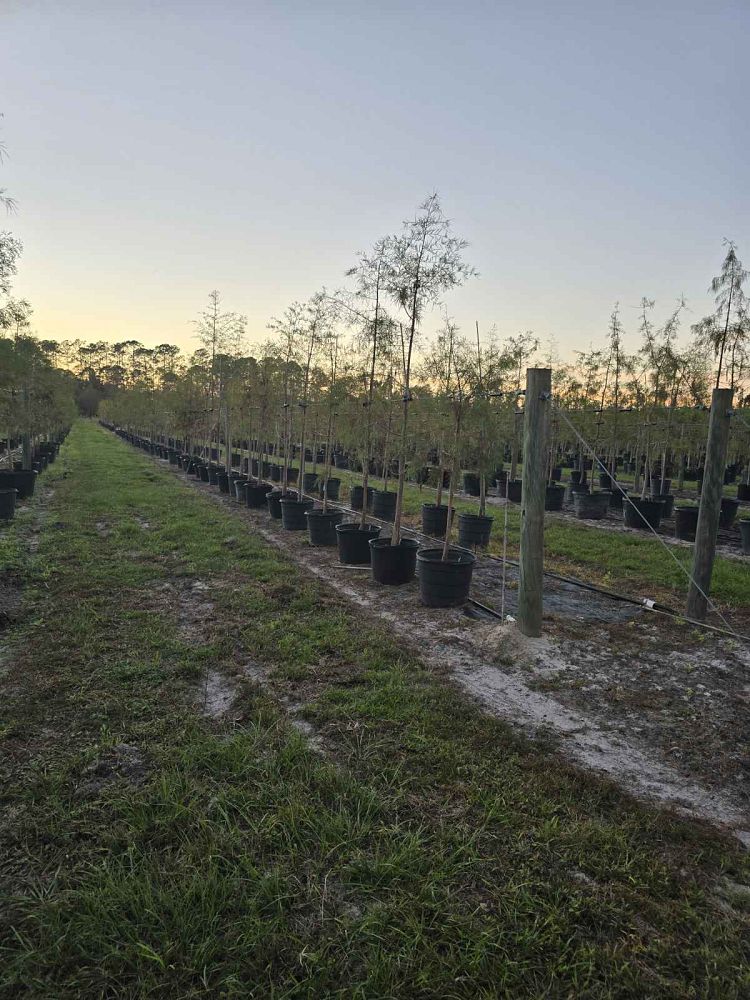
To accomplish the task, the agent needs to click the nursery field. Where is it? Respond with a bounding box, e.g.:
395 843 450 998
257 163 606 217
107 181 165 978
2 420 750 999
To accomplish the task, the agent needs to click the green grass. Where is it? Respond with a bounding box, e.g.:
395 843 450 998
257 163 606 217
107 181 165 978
0 419 748 998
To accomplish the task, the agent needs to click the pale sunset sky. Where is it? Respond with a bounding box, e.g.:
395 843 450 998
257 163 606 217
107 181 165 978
1 0 747 358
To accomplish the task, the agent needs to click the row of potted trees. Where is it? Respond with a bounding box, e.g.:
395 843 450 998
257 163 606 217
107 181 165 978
110 424 478 608
0 432 67 521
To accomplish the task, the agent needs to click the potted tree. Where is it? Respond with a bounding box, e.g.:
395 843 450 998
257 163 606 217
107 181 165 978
369 194 475 585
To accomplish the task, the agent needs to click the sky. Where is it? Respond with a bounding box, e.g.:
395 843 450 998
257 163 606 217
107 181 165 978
1 0 748 360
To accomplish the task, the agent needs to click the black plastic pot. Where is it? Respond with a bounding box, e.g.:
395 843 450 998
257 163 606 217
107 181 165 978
570 470 583 485
266 489 283 519
372 490 397 521
573 491 610 520
302 472 318 494
506 480 522 503
370 537 419 585
421 503 454 537
198 465 210 483
417 547 475 607
305 508 344 546
674 506 699 541
649 493 674 518
350 485 374 511
623 497 664 531
280 498 314 530
720 498 740 529
462 473 480 496
740 520 750 555
0 469 37 500
0 488 17 520
336 521 381 564
217 471 230 494
246 482 273 508
233 478 248 501
208 465 219 485
458 512 494 548
737 483 750 501
287 468 299 485
609 488 627 511
545 484 565 511
320 477 341 501
598 472 613 490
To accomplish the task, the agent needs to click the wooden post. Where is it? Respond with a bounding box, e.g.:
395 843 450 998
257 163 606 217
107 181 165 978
518 367 551 637
686 387 733 621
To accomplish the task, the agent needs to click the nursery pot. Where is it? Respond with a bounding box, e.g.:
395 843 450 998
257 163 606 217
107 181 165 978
208 465 219 485
245 482 272 508
266 489 283 519
0 488 17 520
336 521 381 564
674 506 699 541
369 537 419 585
0 469 37 500
305 508 344 546
371 490 397 521
623 497 664 531
234 478 248 501
320 477 341 501
198 465 210 483
270 464 281 482
417 546 476 607
457 512 494 548
506 479 523 503
568 483 591 498
570 470 583 485
350 485 374 511
720 498 740 529
462 472 481 497
286 468 299 485
421 503 454 537
737 483 750 502
267 489 297 519
740 520 750 555
573 491 611 520
649 493 674 519
217 471 230 494
609 488 627 511
302 472 318 494
280 498 314 530
598 472 613 490
545 484 565 512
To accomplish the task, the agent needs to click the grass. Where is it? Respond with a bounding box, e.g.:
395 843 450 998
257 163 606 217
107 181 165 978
0 419 748 998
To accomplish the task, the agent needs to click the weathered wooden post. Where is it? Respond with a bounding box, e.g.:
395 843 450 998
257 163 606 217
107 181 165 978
686 387 733 621
518 367 551 637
